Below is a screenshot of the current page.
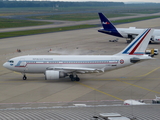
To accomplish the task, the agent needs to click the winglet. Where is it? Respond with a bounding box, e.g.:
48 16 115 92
116 28 153 55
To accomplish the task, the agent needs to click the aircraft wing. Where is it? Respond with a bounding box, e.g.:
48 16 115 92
46 67 104 73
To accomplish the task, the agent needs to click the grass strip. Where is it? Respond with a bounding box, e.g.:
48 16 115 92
0 18 51 28
28 13 128 21
1 15 160 39
112 15 160 24
0 24 97 39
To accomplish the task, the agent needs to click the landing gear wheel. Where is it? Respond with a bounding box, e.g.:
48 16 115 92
75 77 80 81
75 75 80 81
23 75 27 80
69 75 74 81
69 74 80 81
71 78 74 81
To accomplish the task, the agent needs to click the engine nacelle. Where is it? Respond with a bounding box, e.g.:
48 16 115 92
45 70 66 80
128 34 137 39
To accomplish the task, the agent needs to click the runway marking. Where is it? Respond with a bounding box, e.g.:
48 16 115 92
116 79 160 94
76 82 124 101
137 67 160 77
14 71 20 74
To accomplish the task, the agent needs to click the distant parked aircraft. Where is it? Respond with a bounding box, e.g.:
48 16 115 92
98 13 160 43
124 99 146 105
3 29 153 81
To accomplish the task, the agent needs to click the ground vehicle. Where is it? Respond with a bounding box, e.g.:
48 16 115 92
145 48 159 57
109 38 118 42
145 49 155 57
154 49 159 55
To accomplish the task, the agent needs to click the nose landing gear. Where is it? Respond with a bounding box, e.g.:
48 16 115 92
23 74 27 80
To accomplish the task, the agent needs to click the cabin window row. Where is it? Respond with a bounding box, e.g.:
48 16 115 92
25 61 118 64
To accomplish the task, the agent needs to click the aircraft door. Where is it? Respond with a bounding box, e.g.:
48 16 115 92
20 61 26 67
110 58 118 69
19 58 28 72
58 60 63 67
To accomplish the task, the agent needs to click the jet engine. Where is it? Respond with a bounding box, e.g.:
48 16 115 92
45 70 67 80
128 34 137 40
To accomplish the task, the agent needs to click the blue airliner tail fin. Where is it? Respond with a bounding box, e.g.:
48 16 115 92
98 13 123 37
98 13 116 30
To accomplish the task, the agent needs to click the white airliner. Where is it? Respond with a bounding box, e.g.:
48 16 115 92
124 99 146 105
3 29 153 81
98 13 160 43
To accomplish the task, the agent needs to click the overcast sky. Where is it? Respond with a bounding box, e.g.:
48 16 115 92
53 0 160 3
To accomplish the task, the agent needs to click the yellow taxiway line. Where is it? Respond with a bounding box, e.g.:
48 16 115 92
137 67 160 77
116 79 160 95
7 67 160 96
76 82 124 101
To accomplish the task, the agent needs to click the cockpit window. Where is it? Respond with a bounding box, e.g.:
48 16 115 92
8 60 14 63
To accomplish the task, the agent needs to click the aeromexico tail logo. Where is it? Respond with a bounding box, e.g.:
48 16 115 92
102 22 110 24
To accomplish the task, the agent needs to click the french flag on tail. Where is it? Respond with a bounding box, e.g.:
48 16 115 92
116 28 154 55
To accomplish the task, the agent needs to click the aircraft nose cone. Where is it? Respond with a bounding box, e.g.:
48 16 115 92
3 62 10 69
3 62 7 68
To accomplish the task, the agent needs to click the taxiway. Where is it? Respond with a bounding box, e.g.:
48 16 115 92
0 18 160 119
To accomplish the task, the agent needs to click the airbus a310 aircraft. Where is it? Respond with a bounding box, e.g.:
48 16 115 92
3 29 153 81
98 13 160 43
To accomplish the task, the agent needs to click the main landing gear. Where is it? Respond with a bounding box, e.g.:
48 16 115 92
23 74 27 80
69 74 80 81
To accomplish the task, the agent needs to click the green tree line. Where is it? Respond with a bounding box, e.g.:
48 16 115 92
0 1 124 8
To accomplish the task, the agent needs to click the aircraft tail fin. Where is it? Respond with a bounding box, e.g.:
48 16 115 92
116 28 153 55
155 95 157 98
98 13 123 37
98 13 116 30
